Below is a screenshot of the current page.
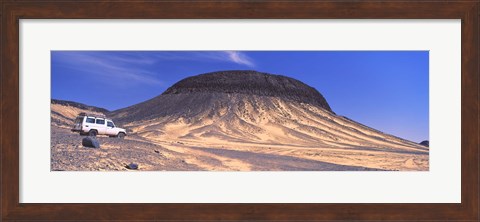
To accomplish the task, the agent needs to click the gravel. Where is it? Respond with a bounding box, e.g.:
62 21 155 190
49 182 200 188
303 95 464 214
51 126 200 171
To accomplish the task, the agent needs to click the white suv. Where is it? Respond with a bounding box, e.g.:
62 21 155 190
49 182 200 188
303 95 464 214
71 113 127 138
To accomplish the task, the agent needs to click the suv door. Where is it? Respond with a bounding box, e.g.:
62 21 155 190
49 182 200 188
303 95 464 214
95 118 107 134
106 121 117 136
84 117 96 132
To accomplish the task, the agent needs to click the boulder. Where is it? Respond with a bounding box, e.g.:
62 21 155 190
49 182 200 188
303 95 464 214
82 137 100 148
126 163 138 170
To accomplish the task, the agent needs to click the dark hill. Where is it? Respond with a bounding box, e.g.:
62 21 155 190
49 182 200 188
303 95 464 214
420 140 429 147
51 99 110 113
110 70 335 124
162 70 333 112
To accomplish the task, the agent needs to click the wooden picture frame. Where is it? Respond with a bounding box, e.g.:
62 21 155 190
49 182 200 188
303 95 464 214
1 1 478 221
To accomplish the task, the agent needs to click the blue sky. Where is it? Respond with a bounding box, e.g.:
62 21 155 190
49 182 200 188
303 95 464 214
51 51 429 142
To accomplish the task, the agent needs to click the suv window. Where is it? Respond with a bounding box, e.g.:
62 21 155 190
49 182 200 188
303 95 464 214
86 117 95 123
107 121 114 128
95 119 105 125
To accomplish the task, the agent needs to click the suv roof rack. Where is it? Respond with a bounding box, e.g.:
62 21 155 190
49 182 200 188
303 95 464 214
78 112 106 118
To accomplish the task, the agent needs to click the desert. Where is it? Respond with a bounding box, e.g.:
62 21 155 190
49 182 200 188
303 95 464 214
51 71 429 171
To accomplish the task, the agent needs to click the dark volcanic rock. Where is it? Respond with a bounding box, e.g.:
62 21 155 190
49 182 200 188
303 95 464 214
110 70 335 123
126 163 138 170
420 140 429 147
163 70 333 112
52 99 110 113
82 137 100 148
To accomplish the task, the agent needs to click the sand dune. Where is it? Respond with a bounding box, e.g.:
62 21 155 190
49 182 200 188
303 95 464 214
122 95 425 150
112 95 428 171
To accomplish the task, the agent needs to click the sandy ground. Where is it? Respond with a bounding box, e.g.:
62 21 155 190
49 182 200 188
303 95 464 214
51 126 201 171
51 126 427 171
51 96 428 171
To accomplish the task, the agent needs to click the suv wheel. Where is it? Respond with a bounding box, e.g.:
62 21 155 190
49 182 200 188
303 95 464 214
117 132 126 139
88 130 97 137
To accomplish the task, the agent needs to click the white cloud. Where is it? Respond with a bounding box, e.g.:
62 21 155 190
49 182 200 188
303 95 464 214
224 51 255 67
149 51 255 68
53 52 163 86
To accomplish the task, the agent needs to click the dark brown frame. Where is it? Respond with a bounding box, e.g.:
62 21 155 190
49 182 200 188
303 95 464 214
1 1 478 221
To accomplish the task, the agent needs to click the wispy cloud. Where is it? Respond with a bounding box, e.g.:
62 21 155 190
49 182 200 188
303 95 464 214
149 51 256 68
53 52 163 86
52 51 256 87
225 51 255 67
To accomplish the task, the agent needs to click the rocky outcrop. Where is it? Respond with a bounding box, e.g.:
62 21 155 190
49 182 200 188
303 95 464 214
110 70 334 123
162 70 333 112
107 70 425 151
52 99 110 113
420 140 429 147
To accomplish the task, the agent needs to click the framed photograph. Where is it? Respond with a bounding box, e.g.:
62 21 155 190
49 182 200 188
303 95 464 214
1 1 478 221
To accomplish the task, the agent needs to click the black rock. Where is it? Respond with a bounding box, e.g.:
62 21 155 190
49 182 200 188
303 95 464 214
51 99 110 113
126 163 138 170
82 137 100 148
420 140 429 147
163 70 333 112
110 70 335 123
